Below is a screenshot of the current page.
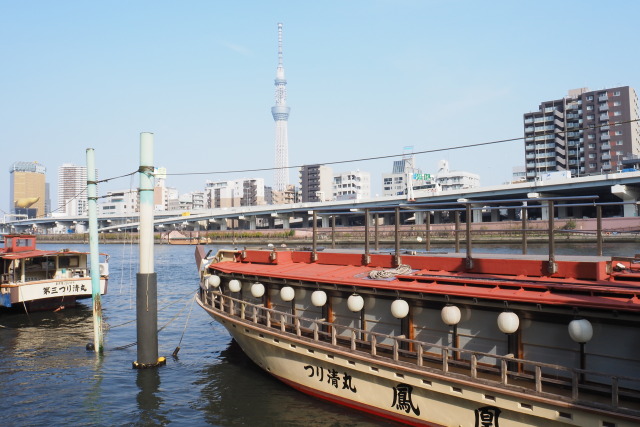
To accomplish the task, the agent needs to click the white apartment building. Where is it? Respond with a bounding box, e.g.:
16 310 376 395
205 178 266 208
435 160 480 191
333 170 370 201
153 167 179 211
179 191 206 211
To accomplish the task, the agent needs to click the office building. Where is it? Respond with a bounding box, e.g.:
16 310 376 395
10 161 47 218
98 190 139 216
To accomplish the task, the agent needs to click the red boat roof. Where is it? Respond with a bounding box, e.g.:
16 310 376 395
0 249 90 260
209 249 640 313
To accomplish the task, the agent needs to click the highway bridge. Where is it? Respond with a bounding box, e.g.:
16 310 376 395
2 172 639 235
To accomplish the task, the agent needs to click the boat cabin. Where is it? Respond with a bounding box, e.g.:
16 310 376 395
1 235 37 253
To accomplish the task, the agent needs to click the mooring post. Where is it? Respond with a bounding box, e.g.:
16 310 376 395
134 132 164 369
596 205 603 256
394 207 401 266
547 200 557 274
425 210 431 252
521 202 528 255
86 148 103 353
311 210 317 262
465 203 473 270
374 213 379 251
363 208 370 265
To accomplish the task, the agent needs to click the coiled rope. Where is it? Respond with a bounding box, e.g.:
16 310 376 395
368 264 413 279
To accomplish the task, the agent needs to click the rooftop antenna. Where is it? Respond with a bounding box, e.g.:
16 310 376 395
404 146 416 202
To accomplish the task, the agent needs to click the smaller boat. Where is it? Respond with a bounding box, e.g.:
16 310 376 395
1 234 109 312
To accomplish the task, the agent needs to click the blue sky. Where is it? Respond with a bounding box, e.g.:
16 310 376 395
2 1 639 214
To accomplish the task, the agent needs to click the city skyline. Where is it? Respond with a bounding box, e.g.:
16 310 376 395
3 1 640 214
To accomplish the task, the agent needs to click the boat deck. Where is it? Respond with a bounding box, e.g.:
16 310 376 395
211 249 640 312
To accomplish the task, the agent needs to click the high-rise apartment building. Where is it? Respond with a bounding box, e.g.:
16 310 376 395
299 165 333 202
10 161 47 218
524 86 640 180
58 163 90 215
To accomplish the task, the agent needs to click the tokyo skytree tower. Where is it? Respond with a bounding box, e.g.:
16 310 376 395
271 22 291 192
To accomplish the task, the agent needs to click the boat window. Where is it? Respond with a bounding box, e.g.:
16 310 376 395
58 256 80 268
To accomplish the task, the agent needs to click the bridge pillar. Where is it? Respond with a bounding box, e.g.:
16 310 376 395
321 216 330 228
471 204 483 223
249 216 257 230
212 219 228 231
557 206 568 219
611 184 639 217
433 211 443 224
491 208 500 222
414 211 425 225
540 204 550 221
573 206 583 218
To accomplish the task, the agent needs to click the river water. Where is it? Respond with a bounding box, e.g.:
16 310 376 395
0 242 636 426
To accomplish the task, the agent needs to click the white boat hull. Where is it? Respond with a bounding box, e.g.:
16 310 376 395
200 298 636 427
1 277 107 308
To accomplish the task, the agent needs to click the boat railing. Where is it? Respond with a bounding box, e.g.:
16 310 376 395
300 197 640 264
204 290 640 414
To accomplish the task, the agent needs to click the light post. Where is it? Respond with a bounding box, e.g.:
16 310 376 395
568 318 593 383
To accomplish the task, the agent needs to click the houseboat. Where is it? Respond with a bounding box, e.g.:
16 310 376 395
1 235 108 311
195 200 640 426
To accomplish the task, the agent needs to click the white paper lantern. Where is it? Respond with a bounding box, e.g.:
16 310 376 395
347 294 364 312
391 299 409 319
207 275 221 288
280 286 295 301
441 305 461 326
251 283 265 298
311 290 327 307
568 319 593 343
497 311 520 334
228 279 242 293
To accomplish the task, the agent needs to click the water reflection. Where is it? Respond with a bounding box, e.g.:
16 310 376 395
136 368 169 426
196 339 393 427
